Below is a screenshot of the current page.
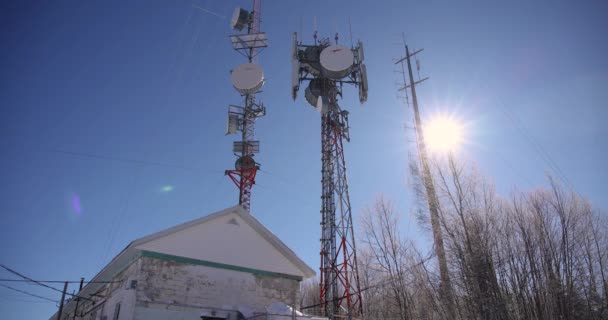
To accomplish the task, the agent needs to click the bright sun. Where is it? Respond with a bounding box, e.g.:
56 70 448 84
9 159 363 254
423 115 464 153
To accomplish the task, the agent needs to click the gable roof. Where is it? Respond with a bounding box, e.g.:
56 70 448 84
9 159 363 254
50 205 315 320
132 205 315 278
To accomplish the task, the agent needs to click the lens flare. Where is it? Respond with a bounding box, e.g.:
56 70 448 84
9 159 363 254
423 114 464 153
72 193 82 215
161 185 174 192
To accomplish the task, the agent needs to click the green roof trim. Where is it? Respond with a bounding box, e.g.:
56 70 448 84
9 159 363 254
140 250 303 281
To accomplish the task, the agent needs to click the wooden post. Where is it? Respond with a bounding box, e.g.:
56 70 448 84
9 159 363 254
57 281 68 320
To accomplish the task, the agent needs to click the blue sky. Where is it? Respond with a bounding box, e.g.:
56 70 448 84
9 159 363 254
1 0 607 318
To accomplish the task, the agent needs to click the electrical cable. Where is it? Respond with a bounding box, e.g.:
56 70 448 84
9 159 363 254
299 252 434 312
0 264 93 302
99 166 142 269
0 283 58 303
191 4 226 19
501 109 579 195
0 279 119 284
0 264 64 294
0 294 57 304
46 149 202 172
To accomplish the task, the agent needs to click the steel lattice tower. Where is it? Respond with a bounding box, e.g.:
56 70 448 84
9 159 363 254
320 94 363 319
292 33 368 319
225 0 267 212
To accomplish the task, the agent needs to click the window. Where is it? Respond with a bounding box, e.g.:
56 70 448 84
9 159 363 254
112 303 121 320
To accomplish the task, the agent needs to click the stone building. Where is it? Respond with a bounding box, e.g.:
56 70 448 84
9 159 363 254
50 206 316 320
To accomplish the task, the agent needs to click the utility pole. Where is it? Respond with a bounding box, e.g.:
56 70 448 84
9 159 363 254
396 42 455 317
57 281 68 320
72 278 84 320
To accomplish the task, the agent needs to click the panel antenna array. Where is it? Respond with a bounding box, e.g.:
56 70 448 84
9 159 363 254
292 31 368 319
224 0 267 212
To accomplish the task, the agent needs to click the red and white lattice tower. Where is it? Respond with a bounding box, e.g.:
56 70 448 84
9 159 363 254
225 0 267 212
291 32 368 319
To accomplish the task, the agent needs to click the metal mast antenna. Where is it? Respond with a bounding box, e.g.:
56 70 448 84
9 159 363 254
225 0 268 212
395 41 455 316
292 31 368 319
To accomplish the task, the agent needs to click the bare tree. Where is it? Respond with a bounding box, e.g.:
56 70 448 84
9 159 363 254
360 197 413 320
314 158 608 320
432 156 508 320
299 278 321 316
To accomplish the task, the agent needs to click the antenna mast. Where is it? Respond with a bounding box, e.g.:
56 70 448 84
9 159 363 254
292 31 368 319
395 42 455 316
225 0 268 212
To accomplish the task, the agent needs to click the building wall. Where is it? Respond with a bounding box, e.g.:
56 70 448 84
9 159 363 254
134 255 300 319
60 251 301 320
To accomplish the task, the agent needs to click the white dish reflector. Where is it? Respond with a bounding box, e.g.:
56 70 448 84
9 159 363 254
231 63 264 94
320 44 354 79
315 96 330 114
304 78 332 114
231 7 250 31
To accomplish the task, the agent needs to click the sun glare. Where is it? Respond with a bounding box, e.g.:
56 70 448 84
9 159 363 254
161 185 174 192
423 115 464 153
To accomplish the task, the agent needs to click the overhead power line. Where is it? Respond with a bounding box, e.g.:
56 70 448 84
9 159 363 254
0 283 58 303
0 279 119 284
192 4 226 19
0 264 64 293
501 109 579 195
0 264 93 302
46 148 202 172
300 252 434 312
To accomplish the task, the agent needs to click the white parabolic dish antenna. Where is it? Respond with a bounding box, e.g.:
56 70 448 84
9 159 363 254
304 78 332 113
319 44 354 79
231 7 250 31
231 63 264 94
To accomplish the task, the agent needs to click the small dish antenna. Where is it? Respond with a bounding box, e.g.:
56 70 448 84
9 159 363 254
231 7 251 31
319 44 354 79
231 63 264 94
315 96 330 114
305 78 333 113
235 155 256 170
